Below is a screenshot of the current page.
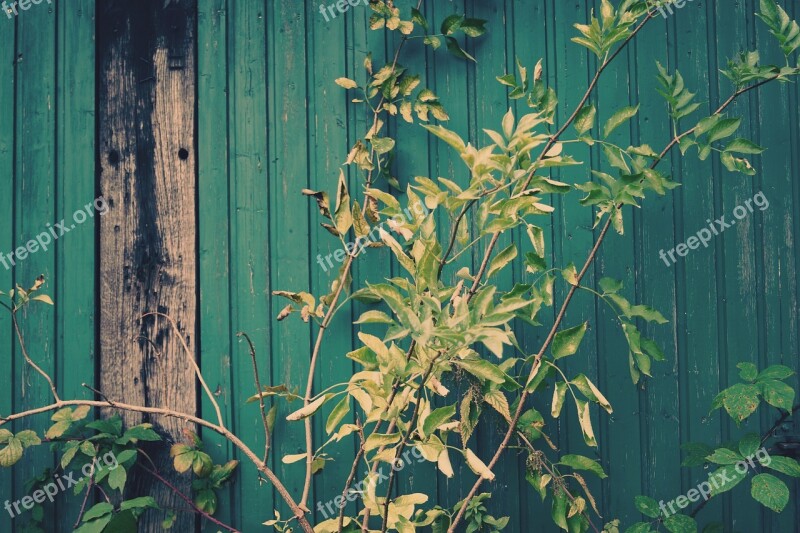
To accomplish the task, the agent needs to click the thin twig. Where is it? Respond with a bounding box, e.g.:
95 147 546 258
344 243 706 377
12 313 60 402
379 356 442 532
337 417 366 531
138 462 241 533
516 431 601 533
141 312 225 429
74 469 95 528
237 332 271 462
82 383 117 407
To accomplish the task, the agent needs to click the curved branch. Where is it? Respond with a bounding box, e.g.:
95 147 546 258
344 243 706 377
0 399 314 533
141 312 225 429
447 69 777 533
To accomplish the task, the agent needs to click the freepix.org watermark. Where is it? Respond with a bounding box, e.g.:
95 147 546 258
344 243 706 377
316 445 425 519
4 450 119 519
2 0 52 20
659 446 772 517
318 0 369 22
0 196 109 272
655 0 695 19
659 191 769 267
315 201 428 273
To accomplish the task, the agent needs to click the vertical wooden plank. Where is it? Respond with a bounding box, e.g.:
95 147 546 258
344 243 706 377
197 0 235 529
227 0 272 528
56 0 96 529
14 3 57 528
97 1 197 530
0 10 15 533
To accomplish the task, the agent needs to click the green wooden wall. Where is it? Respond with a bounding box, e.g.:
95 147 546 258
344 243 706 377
0 0 798 531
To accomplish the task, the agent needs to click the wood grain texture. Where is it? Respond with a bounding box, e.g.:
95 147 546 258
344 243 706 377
97 0 197 530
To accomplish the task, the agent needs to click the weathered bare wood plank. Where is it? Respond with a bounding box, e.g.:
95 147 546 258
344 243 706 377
97 1 197 530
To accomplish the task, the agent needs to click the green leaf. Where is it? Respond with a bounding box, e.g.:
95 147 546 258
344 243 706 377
725 138 765 154
195 488 218 515
483 390 511 422
759 379 795 411
738 433 761 457
440 13 464 35
334 170 353 235
371 137 396 155
714 382 760 423
325 396 350 435
551 490 568 531
61 445 79 469
335 77 358 89
444 36 476 62
709 464 748 496
603 105 639 138
571 374 613 413
74 515 113 533
364 432 401 452
122 425 161 442
737 362 759 382
423 405 457 437
455 357 507 384
487 244 517 278
575 399 597 447
460 18 487 37
706 117 741 144
286 395 328 421
82 502 114 522
751 473 789 512
664 514 697 533
551 322 588 359
558 454 607 479
120 496 159 512
706 448 743 465
756 365 795 381
764 456 800 477
108 466 127 493
423 35 441 50
0 438 23 467
422 124 466 153
574 105 596 135
352 201 370 239
551 382 568 418
624 523 652 533
410 8 428 29
634 495 660 519
599 277 623 294
518 408 545 442
14 430 40 448
464 448 494 480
